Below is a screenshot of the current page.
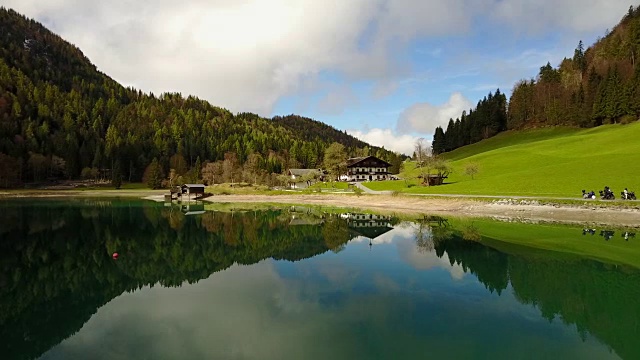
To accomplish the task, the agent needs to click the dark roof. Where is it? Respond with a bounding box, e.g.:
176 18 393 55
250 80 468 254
349 226 393 240
346 156 392 167
288 169 322 176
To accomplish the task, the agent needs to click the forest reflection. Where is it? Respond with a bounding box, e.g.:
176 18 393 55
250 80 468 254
0 199 638 360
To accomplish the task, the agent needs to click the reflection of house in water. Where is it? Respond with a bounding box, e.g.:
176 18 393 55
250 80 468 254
181 203 205 216
288 206 325 226
344 213 394 240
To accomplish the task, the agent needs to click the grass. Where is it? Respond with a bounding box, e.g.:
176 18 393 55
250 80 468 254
446 217 640 269
206 183 277 195
366 122 640 198
206 182 354 195
72 182 150 190
309 181 351 190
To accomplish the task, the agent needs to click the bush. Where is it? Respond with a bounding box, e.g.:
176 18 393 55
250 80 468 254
620 115 637 125
143 158 164 189
354 188 363 197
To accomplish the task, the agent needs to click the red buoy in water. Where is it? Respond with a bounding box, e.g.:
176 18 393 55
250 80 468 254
112 252 119 260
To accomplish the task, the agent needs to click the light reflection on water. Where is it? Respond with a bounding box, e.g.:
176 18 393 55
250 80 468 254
0 199 635 360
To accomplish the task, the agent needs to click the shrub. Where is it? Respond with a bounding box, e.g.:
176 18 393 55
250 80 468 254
620 115 637 125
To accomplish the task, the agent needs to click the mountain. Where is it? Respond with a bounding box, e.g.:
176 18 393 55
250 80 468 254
433 5 640 154
0 7 400 187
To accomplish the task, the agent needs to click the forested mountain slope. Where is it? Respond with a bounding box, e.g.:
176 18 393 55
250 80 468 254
433 5 640 154
0 8 398 187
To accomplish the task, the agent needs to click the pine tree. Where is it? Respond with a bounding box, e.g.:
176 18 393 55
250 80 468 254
145 158 163 189
112 159 122 189
432 127 445 155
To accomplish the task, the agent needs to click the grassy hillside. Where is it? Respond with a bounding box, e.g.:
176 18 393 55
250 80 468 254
366 122 640 197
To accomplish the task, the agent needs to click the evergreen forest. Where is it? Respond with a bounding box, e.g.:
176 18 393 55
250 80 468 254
0 8 401 188
432 6 640 154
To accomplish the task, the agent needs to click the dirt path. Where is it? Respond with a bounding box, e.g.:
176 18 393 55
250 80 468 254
203 194 640 227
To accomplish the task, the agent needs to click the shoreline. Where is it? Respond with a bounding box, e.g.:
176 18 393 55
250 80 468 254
202 194 640 228
2 190 640 227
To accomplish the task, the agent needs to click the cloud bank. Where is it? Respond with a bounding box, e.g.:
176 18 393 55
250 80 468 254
396 92 473 134
347 128 418 155
4 0 629 116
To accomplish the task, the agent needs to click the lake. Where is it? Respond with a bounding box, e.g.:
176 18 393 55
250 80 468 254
0 199 638 359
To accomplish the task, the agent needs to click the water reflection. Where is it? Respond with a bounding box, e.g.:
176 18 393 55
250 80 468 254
581 228 637 241
0 199 637 359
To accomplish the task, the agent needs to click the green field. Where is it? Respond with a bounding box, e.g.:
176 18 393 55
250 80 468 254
444 217 640 269
366 122 640 197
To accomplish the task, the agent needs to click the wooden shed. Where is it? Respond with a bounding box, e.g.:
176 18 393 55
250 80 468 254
422 174 447 186
181 184 206 200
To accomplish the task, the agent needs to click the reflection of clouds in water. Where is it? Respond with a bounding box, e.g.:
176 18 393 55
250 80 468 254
41 249 615 360
373 273 401 293
350 222 414 245
397 240 466 280
42 261 331 360
351 222 466 280
314 260 362 291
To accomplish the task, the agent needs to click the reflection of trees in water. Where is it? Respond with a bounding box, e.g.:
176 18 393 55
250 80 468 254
507 258 640 359
414 216 452 253
323 215 351 252
0 201 351 360
428 221 640 360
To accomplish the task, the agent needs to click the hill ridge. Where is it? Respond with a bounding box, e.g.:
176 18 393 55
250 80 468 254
432 5 640 155
0 7 402 187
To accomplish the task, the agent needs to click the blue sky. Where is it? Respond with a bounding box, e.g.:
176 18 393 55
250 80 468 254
2 0 631 154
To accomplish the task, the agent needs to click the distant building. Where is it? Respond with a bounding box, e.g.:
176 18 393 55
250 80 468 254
180 184 205 199
287 168 326 188
345 156 391 182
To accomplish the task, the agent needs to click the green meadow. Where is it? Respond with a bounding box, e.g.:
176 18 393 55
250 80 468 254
367 122 640 197
446 217 640 269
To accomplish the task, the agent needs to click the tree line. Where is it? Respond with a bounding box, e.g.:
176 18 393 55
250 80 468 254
431 90 507 154
433 6 640 154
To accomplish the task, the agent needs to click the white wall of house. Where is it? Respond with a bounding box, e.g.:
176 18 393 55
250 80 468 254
347 173 388 181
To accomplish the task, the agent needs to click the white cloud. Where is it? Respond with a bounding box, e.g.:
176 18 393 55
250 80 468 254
317 85 359 115
347 128 418 155
490 0 630 34
2 0 631 117
396 92 473 134
2 0 478 115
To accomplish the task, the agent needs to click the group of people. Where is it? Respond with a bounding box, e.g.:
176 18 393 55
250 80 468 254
582 228 636 241
582 187 636 200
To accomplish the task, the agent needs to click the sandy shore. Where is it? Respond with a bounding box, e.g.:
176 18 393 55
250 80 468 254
3 190 639 227
200 194 640 227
